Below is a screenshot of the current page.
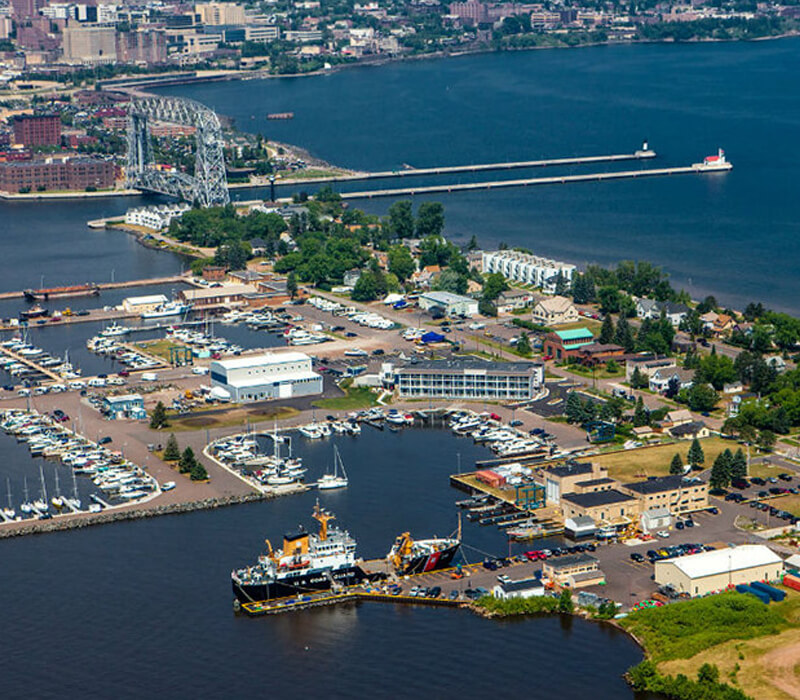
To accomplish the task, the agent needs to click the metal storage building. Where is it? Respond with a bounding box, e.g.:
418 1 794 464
209 352 323 403
654 545 783 597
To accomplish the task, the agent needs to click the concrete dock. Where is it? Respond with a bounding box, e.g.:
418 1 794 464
339 163 731 199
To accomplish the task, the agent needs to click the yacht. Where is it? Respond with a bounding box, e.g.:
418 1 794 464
141 301 192 319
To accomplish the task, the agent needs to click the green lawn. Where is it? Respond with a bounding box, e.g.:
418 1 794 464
592 437 733 482
312 383 380 410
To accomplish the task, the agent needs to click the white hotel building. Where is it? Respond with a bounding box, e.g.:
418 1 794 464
482 250 577 293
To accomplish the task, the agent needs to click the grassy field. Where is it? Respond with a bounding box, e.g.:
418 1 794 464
652 591 800 700
591 437 734 482
312 383 380 410
562 364 625 380
135 339 185 363
166 405 300 431
749 460 791 479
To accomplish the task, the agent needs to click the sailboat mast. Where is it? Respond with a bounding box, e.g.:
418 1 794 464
6 477 11 509
40 463 47 501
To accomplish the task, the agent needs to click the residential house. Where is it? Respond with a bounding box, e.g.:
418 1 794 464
728 392 758 418
343 269 362 287
531 295 579 326
766 355 787 373
625 356 674 381
662 409 693 427
495 289 534 314
649 367 694 394
669 421 710 440
636 299 691 327
700 311 735 337
248 237 269 256
411 264 440 289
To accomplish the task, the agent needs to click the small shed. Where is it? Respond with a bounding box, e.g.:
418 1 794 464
493 577 545 600
641 506 671 534
564 515 596 540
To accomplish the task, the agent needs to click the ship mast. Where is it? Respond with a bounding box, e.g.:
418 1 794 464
312 500 335 541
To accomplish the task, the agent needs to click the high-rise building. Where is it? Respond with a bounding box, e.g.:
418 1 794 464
62 23 117 63
13 114 62 147
195 2 246 25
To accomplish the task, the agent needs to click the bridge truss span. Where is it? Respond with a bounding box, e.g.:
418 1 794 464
126 96 229 207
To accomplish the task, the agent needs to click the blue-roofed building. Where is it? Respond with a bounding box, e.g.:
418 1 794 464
103 394 146 420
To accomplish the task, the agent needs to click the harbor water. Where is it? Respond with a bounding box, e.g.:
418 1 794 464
0 426 646 698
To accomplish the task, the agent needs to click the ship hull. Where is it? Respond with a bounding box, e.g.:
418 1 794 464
232 564 365 603
399 542 460 575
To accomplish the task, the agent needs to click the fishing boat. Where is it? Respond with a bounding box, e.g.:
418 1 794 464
318 445 348 490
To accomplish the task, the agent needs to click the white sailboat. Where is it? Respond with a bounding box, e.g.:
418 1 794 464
33 464 49 512
3 477 15 519
318 445 349 490
20 476 33 515
66 468 81 510
51 467 64 509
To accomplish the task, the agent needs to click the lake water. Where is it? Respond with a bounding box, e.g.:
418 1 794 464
161 39 800 313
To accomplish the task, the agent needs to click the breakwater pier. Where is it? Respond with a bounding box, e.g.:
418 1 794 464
337 162 732 200
233 147 657 188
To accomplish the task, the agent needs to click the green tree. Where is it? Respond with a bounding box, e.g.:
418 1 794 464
481 273 507 301
433 268 467 295
697 663 720 685
386 200 415 239
163 433 180 461
709 453 731 490
686 383 718 412
214 240 250 270
415 201 445 238
149 401 168 430
565 392 582 423
633 396 649 427
557 589 574 613
179 447 197 475
515 333 531 357
687 437 705 470
466 234 479 251
614 316 635 352
351 272 379 302
599 314 615 344
387 244 415 282
478 298 497 317
190 462 209 481
286 271 298 299
630 366 648 390
731 448 747 480
758 429 777 452
670 452 684 475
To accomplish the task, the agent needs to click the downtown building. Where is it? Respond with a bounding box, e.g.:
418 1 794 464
0 156 116 193
482 250 577 293
13 114 61 147
393 358 544 401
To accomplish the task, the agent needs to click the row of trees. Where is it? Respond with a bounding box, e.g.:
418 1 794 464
163 434 208 481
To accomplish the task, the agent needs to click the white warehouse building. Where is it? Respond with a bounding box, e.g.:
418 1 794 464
654 544 783 598
482 250 577 293
124 204 189 231
418 291 479 317
209 352 323 403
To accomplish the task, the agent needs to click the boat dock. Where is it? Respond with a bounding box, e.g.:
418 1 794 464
338 163 730 200
0 345 62 382
238 557 547 617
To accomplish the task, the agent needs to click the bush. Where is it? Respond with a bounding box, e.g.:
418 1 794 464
619 592 785 662
475 595 559 616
